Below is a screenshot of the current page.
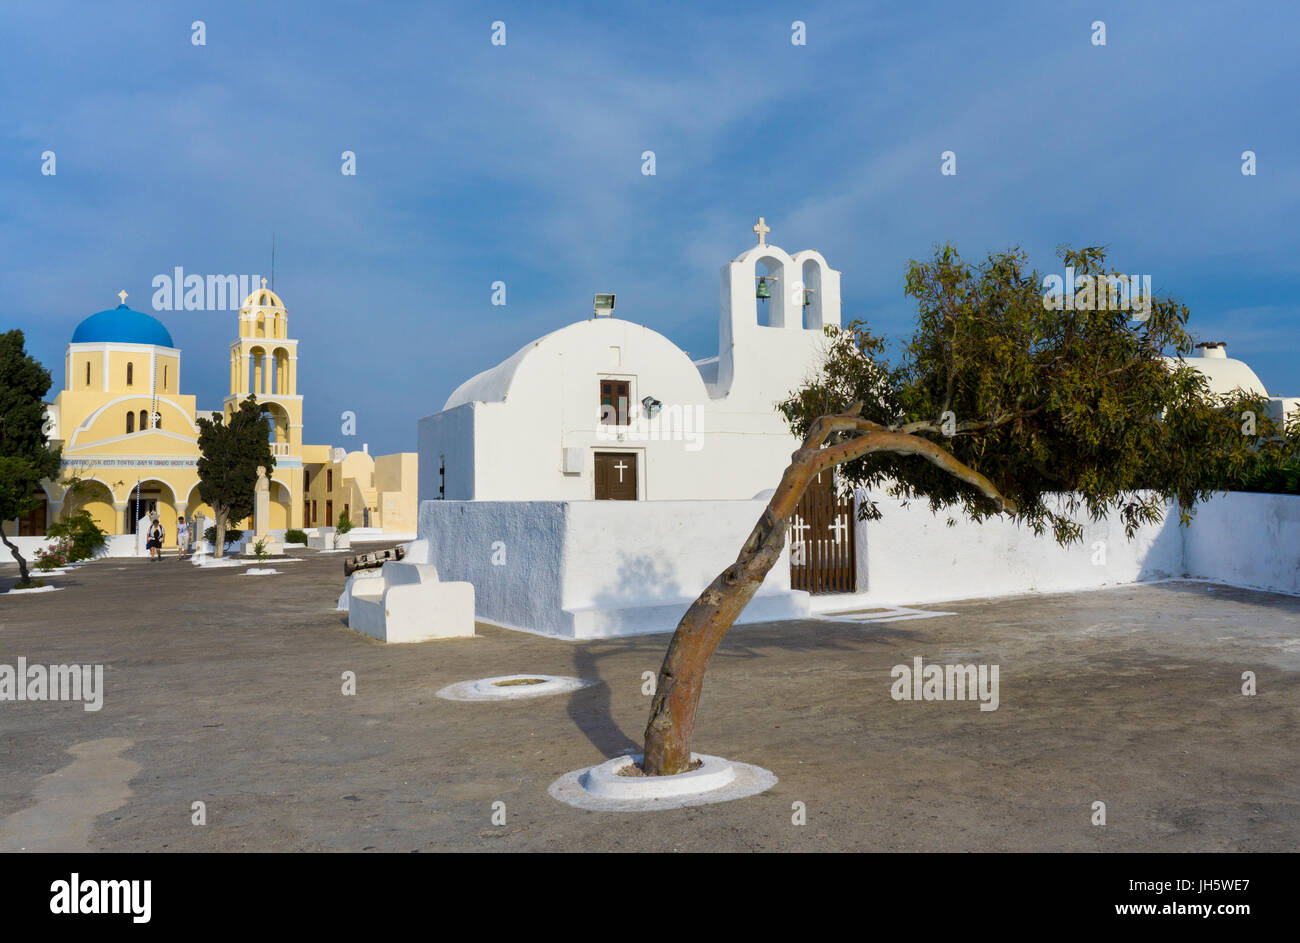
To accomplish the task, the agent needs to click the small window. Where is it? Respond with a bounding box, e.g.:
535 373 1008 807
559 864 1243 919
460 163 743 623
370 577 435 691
326 469 333 492
154 412 161 430
126 411 135 434
139 409 147 430
599 379 630 426
311 500 317 523
127 362 134 386
85 362 91 386
163 365 168 390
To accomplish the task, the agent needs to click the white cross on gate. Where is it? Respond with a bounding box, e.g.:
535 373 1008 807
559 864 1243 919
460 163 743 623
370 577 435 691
791 516 810 543
614 460 628 482
828 515 848 544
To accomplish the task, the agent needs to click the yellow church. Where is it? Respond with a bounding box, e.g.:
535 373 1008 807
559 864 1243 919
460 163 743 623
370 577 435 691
8 283 416 547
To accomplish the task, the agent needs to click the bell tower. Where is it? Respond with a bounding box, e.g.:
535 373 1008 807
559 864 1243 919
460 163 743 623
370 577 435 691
715 218 842 402
225 279 302 456
224 279 306 529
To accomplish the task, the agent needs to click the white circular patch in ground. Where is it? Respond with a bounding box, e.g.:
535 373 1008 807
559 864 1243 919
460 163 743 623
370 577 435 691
436 674 593 702
4 585 64 595
548 752 778 811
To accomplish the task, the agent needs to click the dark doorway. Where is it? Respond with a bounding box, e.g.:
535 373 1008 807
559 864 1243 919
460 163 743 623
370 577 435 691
594 452 637 500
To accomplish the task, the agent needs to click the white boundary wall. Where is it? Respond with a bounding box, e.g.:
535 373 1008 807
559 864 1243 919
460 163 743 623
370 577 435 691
835 490 1299 609
845 492 1184 607
1183 492 1300 595
418 498 810 638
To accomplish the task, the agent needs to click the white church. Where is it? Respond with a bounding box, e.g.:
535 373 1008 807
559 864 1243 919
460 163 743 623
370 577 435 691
419 218 839 504
377 221 1300 642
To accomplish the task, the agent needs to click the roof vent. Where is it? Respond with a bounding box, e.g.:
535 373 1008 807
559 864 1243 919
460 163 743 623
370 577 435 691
1195 341 1227 359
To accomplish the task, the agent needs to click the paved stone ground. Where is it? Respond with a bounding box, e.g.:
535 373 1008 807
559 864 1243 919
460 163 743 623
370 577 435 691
1 545 1297 852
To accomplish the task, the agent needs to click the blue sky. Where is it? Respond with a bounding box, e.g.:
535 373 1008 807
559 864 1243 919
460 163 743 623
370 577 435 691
3 0 1297 454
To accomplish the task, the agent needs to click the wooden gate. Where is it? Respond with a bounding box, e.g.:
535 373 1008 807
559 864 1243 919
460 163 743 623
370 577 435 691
789 470 856 594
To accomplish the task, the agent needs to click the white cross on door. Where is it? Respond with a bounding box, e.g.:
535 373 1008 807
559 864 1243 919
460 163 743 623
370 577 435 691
614 460 628 482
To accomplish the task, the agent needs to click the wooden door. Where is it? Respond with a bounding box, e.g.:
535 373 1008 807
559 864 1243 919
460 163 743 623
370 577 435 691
594 452 637 500
790 470 856 593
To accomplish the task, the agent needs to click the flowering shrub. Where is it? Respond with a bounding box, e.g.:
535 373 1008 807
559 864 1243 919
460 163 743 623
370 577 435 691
34 537 73 571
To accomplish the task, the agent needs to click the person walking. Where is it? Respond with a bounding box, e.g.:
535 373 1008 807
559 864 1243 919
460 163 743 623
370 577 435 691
176 516 190 562
146 514 164 561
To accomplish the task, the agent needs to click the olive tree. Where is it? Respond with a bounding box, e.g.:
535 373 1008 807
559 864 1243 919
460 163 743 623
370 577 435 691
641 245 1286 776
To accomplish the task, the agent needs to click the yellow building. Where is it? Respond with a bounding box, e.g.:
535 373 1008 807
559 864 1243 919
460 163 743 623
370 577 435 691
6 283 417 545
302 447 418 534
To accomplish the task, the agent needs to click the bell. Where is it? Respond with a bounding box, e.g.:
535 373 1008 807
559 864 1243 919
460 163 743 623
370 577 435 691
802 289 813 307
756 277 771 300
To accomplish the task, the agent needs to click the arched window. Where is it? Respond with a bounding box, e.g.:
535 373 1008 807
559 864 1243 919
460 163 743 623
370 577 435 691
126 411 135 434
127 362 134 386
139 409 147 430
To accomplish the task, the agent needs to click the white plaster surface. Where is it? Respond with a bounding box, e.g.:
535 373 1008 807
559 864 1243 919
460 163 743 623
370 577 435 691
549 753 778 812
347 561 475 643
1183 492 1300 595
417 497 810 639
849 491 1184 606
435 674 593 702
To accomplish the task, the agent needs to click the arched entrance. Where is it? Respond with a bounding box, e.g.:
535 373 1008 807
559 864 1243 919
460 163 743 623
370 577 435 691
125 479 178 545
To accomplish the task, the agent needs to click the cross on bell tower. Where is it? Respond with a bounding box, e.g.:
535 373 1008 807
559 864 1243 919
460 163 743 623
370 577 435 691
752 217 770 245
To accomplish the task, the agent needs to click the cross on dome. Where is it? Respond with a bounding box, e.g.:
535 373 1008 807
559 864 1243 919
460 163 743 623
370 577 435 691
118 290 128 305
752 217 770 245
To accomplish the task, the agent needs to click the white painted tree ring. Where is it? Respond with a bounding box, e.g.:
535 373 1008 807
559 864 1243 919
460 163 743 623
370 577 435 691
436 674 592 702
581 753 735 799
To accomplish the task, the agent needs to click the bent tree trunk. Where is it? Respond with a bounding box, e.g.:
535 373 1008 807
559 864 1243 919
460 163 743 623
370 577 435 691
641 405 1016 776
1 532 32 587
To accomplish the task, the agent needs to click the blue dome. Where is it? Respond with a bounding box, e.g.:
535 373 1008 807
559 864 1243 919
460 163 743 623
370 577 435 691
71 305 174 348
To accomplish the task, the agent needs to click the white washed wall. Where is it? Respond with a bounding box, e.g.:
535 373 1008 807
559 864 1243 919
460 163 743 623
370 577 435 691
418 498 809 638
1184 492 1300 595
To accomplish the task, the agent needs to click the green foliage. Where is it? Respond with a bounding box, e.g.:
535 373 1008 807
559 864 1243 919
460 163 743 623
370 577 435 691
779 245 1295 544
335 509 354 534
203 526 244 547
196 396 276 527
45 510 107 562
0 330 62 584
1225 426 1300 494
253 537 269 563
284 528 308 544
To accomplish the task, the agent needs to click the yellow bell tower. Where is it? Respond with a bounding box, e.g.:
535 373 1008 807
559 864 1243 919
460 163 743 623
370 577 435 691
224 279 305 528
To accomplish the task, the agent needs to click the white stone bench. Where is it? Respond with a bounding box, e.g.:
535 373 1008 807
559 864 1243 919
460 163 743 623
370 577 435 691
346 561 474 643
308 527 350 550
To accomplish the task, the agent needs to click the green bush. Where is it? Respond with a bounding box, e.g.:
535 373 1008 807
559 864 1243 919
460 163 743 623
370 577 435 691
336 509 354 535
203 525 244 547
45 510 108 562
284 528 308 545
1229 453 1300 496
